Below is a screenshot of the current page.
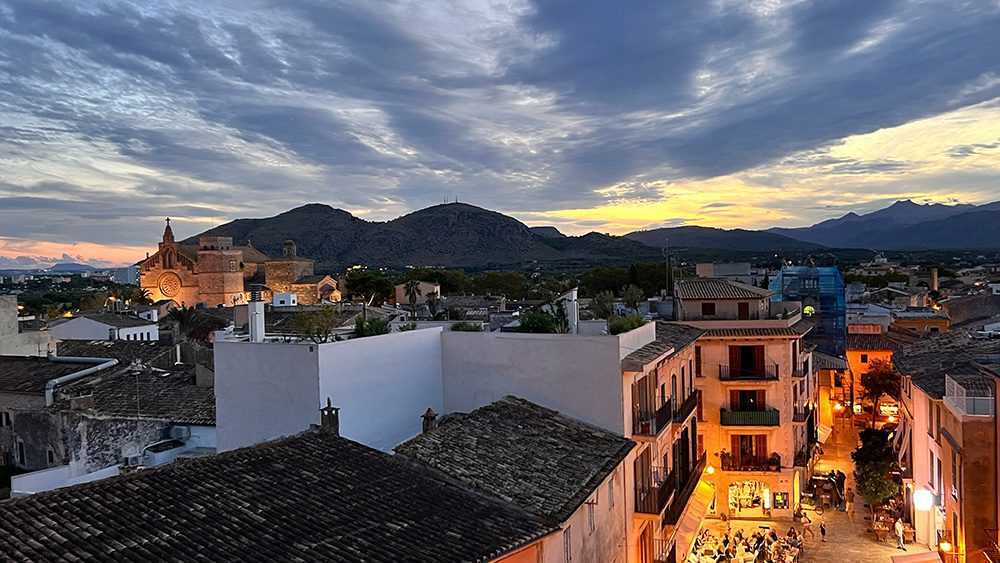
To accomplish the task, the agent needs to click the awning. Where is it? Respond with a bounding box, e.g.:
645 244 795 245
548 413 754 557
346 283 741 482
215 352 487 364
673 481 717 559
817 424 834 444
896 418 911 467
890 551 942 563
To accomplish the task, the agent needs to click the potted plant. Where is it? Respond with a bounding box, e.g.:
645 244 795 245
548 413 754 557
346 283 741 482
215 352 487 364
718 449 733 471
767 452 781 470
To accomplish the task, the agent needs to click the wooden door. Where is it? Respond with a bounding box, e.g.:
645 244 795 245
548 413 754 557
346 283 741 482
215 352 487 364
738 302 750 320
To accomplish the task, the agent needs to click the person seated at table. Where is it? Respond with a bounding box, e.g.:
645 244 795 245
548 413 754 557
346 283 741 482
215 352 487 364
768 530 779 544
723 535 731 549
734 529 744 542
786 527 796 538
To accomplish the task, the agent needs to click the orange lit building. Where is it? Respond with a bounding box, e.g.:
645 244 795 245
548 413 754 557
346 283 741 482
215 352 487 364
892 307 951 333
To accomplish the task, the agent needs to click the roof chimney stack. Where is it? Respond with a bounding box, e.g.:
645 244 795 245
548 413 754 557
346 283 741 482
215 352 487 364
421 407 438 433
932 267 939 291
248 284 265 343
320 397 340 436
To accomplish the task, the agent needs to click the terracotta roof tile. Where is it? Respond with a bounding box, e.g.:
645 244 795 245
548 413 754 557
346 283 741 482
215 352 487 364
0 432 556 561
699 320 813 338
675 279 772 300
623 322 705 369
396 396 634 523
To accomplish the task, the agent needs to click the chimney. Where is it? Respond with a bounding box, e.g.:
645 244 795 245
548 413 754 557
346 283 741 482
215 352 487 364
248 285 265 343
421 407 438 433
931 268 939 291
320 397 340 436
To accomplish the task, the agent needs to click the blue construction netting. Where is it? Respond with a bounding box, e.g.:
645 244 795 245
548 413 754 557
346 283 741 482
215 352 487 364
769 266 847 356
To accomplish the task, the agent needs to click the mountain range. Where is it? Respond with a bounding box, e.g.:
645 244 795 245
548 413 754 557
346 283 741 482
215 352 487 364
184 198 1000 271
767 199 1000 249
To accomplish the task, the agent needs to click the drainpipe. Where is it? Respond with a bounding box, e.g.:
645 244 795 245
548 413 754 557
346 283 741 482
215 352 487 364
45 353 119 406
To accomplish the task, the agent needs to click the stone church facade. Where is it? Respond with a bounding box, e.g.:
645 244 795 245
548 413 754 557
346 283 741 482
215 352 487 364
139 220 340 308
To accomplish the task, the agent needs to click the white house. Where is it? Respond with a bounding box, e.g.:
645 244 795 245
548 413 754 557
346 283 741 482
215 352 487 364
49 313 158 342
272 293 298 307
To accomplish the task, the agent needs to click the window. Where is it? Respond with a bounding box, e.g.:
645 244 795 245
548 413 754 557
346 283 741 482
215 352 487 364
935 405 942 441
587 500 595 533
861 354 869 364
608 478 615 509
698 433 705 457
563 528 572 562
680 368 686 399
928 398 934 435
46 448 55 464
672 375 677 407
16 439 25 465
951 451 958 499
695 346 703 377
701 302 716 316
0 412 10 427
696 390 704 421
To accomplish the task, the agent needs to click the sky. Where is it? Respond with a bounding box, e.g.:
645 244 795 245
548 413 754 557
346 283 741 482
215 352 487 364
1 0 999 268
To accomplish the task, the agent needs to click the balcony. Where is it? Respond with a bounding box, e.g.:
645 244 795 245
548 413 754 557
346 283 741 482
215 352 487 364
674 392 698 423
721 454 781 472
635 466 676 516
794 447 812 467
633 401 673 437
663 453 707 524
792 407 808 423
720 408 780 426
792 362 809 378
718 364 779 381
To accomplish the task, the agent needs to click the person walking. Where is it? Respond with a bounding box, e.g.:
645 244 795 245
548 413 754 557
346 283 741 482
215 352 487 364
895 518 906 551
802 513 815 539
820 520 827 542
845 487 855 519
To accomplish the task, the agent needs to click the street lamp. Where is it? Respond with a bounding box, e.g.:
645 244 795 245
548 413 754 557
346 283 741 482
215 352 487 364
913 489 934 512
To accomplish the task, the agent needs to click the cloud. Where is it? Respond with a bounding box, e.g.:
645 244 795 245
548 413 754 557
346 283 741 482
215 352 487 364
0 0 998 265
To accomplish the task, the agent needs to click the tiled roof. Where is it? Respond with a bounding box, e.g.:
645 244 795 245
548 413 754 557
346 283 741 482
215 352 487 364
892 307 950 320
623 322 705 369
0 356 88 394
847 333 903 351
675 278 772 300
396 396 635 523
813 351 848 371
294 274 331 284
60 368 215 425
79 313 157 328
57 340 176 368
699 320 813 338
0 432 556 561
894 332 1000 399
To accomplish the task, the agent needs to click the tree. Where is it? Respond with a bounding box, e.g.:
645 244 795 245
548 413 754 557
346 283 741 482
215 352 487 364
860 359 900 426
579 266 627 297
591 290 615 320
471 271 527 298
167 306 202 339
759 273 770 289
130 287 152 306
621 284 645 314
354 317 390 337
345 270 393 304
516 308 564 334
852 428 895 466
425 291 440 318
293 306 341 343
854 459 900 510
403 280 422 318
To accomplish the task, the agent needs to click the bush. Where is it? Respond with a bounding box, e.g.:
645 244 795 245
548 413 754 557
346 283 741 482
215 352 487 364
397 322 418 332
450 321 482 332
516 308 566 333
354 317 391 337
609 315 645 335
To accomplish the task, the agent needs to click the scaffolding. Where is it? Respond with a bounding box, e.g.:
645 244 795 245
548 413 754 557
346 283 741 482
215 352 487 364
769 266 847 356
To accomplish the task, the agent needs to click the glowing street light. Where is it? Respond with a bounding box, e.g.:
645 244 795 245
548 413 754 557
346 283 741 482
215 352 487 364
913 488 934 512
939 540 951 552
706 465 716 475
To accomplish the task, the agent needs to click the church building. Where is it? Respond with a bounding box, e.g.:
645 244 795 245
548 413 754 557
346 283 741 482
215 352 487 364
139 219 340 308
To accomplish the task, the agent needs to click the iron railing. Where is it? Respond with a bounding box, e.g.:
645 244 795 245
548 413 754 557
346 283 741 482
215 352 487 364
792 363 809 378
721 455 781 472
635 466 676 515
633 401 673 437
674 392 698 423
719 364 779 381
720 408 780 426
653 539 676 563
792 407 808 422
663 453 707 524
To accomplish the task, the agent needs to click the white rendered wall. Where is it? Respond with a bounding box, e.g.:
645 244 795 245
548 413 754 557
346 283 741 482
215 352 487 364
441 331 625 434
317 328 443 451
118 325 159 341
215 340 320 451
49 317 116 340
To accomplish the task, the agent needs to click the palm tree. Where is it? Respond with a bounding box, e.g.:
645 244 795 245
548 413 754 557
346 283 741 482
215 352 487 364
403 280 422 319
130 287 152 307
166 306 203 340
425 290 440 318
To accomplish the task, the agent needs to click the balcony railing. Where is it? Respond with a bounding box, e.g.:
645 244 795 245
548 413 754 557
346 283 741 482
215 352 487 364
653 539 676 563
792 363 809 378
633 401 673 437
984 529 1000 563
721 455 781 472
794 447 812 467
792 407 808 422
719 364 779 381
635 466 676 515
720 408 780 426
674 392 698 423
664 453 707 524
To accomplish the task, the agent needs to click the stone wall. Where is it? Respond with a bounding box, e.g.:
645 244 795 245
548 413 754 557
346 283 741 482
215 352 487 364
942 294 1000 326
265 259 314 294
63 412 170 474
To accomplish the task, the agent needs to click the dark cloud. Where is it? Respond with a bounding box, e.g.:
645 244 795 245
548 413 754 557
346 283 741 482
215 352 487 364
0 0 997 259
947 139 1000 159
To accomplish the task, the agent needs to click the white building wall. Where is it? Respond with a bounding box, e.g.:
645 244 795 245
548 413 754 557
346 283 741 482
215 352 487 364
215 341 321 452
317 328 443 452
441 332 626 434
49 318 157 341
0 296 53 356
118 325 159 342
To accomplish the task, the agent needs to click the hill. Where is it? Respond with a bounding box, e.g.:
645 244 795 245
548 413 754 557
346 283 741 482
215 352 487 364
184 203 662 271
50 263 97 272
769 199 1000 249
625 226 823 251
